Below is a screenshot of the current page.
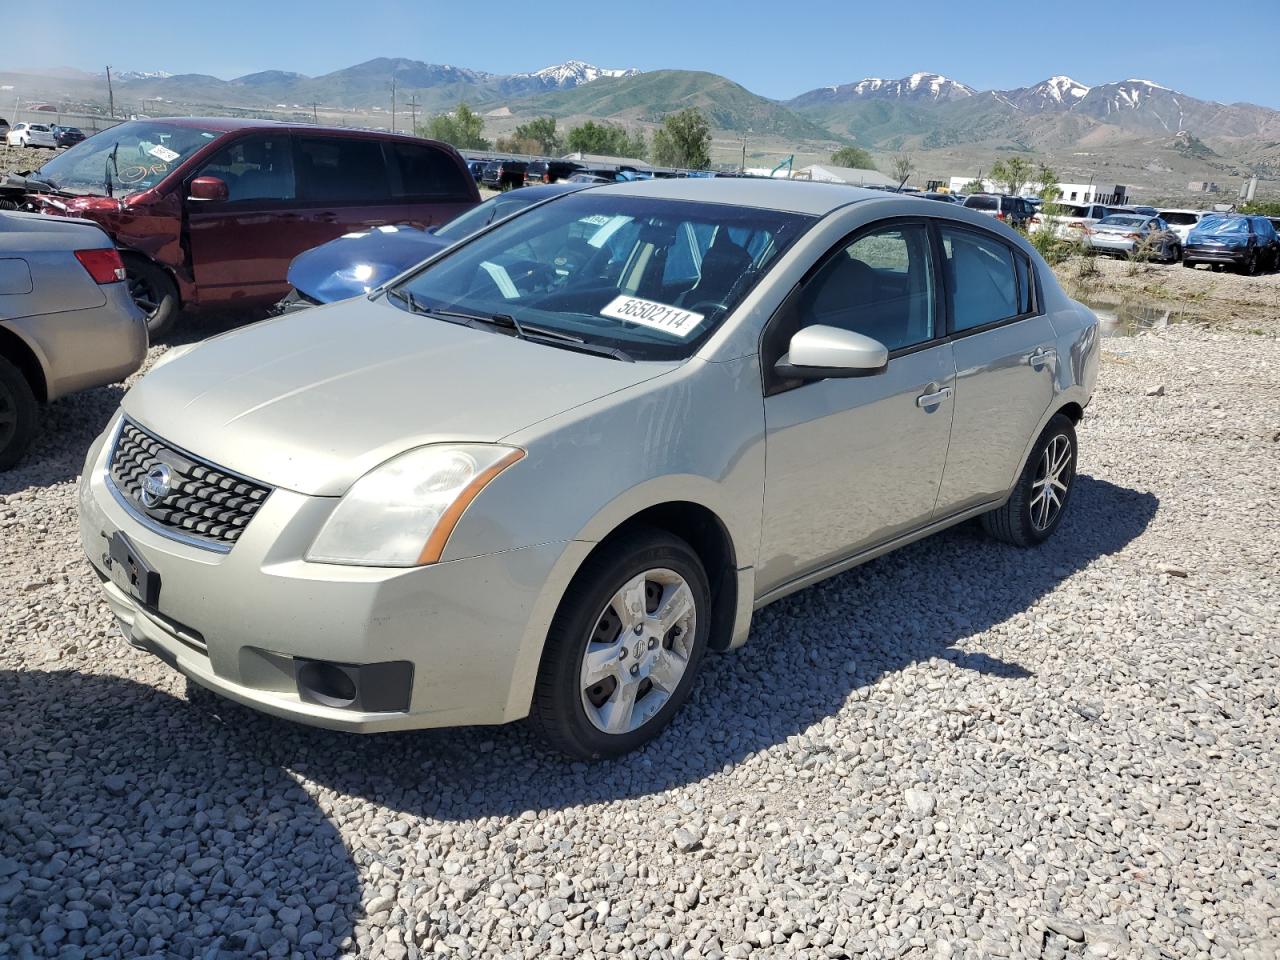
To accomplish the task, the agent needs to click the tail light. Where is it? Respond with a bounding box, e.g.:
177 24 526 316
1068 221 1086 230
996 211 1007 221
74 248 127 284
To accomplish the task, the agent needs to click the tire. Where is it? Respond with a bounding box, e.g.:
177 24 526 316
530 528 711 760
1242 252 1258 276
0 354 39 471
981 414 1078 548
1182 259 1195 269
124 256 180 338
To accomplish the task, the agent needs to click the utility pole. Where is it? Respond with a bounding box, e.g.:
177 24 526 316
740 134 747 174
105 65 115 119
312 101 319 124
407 95 419 136
389 78 397 134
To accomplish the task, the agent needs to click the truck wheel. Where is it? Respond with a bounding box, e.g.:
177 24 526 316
124 257 180 338
0 355 38 471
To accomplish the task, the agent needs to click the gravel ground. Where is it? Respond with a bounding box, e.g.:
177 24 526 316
2 308 1279 960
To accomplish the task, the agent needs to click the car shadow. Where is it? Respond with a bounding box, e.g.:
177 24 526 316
0 669 362 956
188 474 1157 819
0 383 125 495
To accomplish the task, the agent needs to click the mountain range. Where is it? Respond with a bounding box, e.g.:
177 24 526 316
4 59 1278 179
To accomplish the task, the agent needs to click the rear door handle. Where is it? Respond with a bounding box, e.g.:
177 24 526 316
1027 346 1056 370
916 386 953 408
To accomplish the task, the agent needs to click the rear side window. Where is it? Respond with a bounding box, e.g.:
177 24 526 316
965 196 997 211
941 226 1021 332
1160 211 1199 226
387 142 471 200
296 136 390 203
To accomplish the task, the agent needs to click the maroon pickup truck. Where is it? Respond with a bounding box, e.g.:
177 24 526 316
0 118 480 335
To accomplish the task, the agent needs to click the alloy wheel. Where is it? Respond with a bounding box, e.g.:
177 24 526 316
1030 434 1072 531
127 274 160 317
579 568 696 735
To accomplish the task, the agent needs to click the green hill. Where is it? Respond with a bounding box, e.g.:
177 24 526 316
509 70 841 142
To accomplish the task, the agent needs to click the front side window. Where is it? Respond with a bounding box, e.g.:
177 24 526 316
797 224 935 352
198 135 295 202
941 226 1021 332
392 194 814 361
296 136 390 203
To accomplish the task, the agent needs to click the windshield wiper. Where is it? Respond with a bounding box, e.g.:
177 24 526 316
390 296 633 362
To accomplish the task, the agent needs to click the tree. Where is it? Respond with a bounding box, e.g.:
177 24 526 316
564 121 647 160
830 146 875 170
891 153 915 190
512 116 559 155
989 155 1035 196
650 109 711 170
961 179 986 194
420 103 489 151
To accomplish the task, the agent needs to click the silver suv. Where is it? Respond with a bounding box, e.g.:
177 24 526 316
79 179 1098 758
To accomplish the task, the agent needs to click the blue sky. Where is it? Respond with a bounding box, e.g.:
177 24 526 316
26 0 1280 108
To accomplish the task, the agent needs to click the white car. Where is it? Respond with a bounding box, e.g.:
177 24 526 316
5 122 57 149
1156 209 1206 245
1030 202 1109 241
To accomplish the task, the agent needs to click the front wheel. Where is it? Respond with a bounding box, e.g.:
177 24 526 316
530 529 711 759
981 414 1078 547
124 257 180 338
0 355 39 471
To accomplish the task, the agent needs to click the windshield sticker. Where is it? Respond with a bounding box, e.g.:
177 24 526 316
600 296 704 338
147 144 180 163
479 261 520 300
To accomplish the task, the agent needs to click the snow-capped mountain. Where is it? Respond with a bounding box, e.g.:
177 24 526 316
999 75 1091 110
113 70 174 81
512 59 640 89
818 72 976 103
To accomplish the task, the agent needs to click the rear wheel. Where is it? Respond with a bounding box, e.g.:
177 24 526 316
124 256 180 338
530 529 711 759
1242 252 1258 276
0 355 38 471
981 414 1077 547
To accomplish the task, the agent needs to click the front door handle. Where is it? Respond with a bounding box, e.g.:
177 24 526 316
916 385 953 409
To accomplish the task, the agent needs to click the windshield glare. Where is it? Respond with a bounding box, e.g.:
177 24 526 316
434 192 541 242
1099 215 1146 227
392 193 814 361
34 120 222 195
1197 217 1247 236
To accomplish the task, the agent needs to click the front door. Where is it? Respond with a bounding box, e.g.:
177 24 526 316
933 224 1057 515
186 133 319 305
758 221 956 595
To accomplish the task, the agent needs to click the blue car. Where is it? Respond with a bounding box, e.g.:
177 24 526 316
1184 214 1279 274
279 182 591 310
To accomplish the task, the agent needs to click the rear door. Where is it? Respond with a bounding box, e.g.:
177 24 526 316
933 224 1057 516
386 140 478 230
186 132 310 303
294 134 400 238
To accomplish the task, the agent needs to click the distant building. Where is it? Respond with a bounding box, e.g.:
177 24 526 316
794 164 899 188
560 152 653 170
1187 181 1220 193
948 176 1102 202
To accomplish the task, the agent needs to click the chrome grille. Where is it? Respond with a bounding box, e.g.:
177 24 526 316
108 421 272 548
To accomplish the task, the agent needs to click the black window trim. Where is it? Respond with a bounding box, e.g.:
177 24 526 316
292 133 397 208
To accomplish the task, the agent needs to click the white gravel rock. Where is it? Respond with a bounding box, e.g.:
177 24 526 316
2 314 1278 959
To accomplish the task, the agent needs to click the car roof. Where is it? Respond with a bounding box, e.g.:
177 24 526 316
126 116 453 147
599 177 887 216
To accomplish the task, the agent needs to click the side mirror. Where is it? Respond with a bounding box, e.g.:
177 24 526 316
775 324 888 380
188 176 228 202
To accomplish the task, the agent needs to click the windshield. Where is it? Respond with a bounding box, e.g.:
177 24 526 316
434 191 545 242
391 193 814 361
1098 215 1146 227
1196 217 1247 236
34 120 223 195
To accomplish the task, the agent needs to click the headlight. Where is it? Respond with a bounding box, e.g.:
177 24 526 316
306 444 524 567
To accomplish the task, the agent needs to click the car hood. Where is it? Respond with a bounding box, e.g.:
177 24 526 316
123 297 679 496
287 226 450 303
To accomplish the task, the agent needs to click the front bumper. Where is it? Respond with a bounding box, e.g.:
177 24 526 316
1183 245 1246 265
78 423 586 732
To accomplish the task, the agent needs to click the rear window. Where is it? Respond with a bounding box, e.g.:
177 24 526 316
387 141 471 200
1054 204 1089 217
1098 215 1146 227
1159 211 1199 226
31 125 51 133
296 136 390 203
964 196 998 211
